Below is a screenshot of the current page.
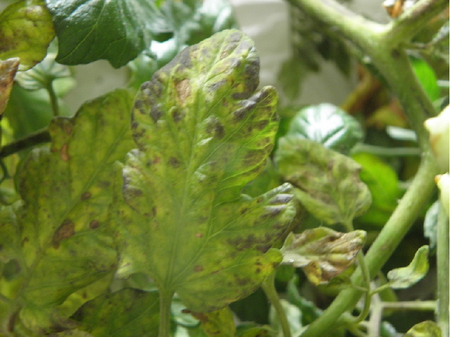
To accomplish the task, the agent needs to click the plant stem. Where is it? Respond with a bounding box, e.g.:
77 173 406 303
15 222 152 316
158 288 174 337
351 144 421 157
262 272 292 337
46 81 60 117
301 151 438 337
436 203 449 337
0 127 51 158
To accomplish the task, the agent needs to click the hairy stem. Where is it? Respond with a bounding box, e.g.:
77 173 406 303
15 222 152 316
262 272 292 337
0 127 51 158
437 204 449 336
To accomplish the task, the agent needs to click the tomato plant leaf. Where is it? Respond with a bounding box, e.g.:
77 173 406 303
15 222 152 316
404 320 442 337
387 245 429 289
424 201 439 252
0 0 54 70
287 103 364 154
352 153 402 227
275 136 372 225
116 29 296 312
1 89 135 333
45 0 171 68
192 306 236 337
128 0 238 91
280 229 366 285
0 58 19 115
71 289 159 337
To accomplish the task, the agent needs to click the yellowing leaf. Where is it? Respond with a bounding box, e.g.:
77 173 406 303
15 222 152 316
191 307 236 337
0 58 19 115
0 89 135 333
275 137 372 226
116 30 296 313
387 246 429 289
0 0 54 70
281 229 366 285
404 321 441 337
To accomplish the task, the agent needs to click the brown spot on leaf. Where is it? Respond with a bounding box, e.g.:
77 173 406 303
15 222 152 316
168 157 181 168
193 265 204 272
176 79 190 104
89 220 99 229
60 144 70 161
195 232 203 238
53 219 75 248
81 191 91 200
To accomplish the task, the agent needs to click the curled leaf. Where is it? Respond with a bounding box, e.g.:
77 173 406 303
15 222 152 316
281 229 366 285
275 136 372 225
0 58 19 115
387 245 429 289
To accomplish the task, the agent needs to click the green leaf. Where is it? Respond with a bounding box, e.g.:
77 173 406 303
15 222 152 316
237 326 271 337
127 0 238 90
424 201 440 252
45 0 171 68
116 29 296 312
411 56 440 102
1 89 135 333
269 299 303 336
71 289 159 337
191 307 236 337
287 103 364 154
281 229 366 285
404 321 441 337
387 246 429 289
352 153 402 227
0 58 19 115
0 0 54 70
275 136 372 225
286 276 322 326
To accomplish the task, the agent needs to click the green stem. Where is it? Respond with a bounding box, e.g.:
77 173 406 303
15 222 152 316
261 272 292 337
437 203 449 337
351 144 421 157
158 289 174 337
347 252 372 324
300 152 437 337
0 127 51 158
46 81 60 117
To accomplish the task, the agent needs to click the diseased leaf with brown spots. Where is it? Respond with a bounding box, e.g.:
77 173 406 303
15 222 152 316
116 29 296 313
0 89 135 334
275 136 372 226
0 58 19 115
281 229 366 285
0 0 54 70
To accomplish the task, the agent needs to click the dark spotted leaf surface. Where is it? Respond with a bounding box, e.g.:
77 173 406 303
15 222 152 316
280 229 366 285
275 136 371 226
117 29 296 312
0 0 54 70
0 58 19 115
45 0 170 68
387 245 429 289
0 89 135 333
192 306 236 337
71 289 159 337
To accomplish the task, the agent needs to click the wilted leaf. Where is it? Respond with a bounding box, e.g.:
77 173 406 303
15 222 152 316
387 246 429 289
281 229 366 285
0 89 135 333
275 136 372 225
0 0 54 70
287 104 364 154
71 289 159 337
404 321 441 337
116 30 296 313
0 58 19 115
46 0 171 68
352 153 402 227
191 307 236 337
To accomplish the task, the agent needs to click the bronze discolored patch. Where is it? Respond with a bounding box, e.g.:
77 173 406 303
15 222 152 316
53 219 75 248
175 79 190 104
